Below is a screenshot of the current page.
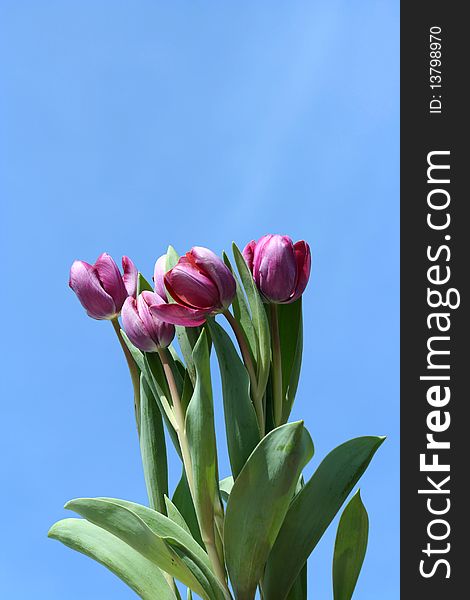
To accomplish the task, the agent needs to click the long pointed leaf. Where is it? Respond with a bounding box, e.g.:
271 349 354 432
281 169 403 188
140 375 168 514
122 331 181 456
143 352 181 456
48 518 177 600
173 470 203 547
206 318 260 478
97 497 227 600
222 251 257 362
232 242 271 399
286 564 307 600
180 370 194 416
185 329 218 543
165 495 192 535
219 476 234 503
263 436 384 600
277 298 303 422
333 491 369 600
65 498 209 598
97 498 212 570
137 273 154 295
224 421 314 600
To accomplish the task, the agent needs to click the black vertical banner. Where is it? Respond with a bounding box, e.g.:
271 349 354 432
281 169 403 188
401 3 467 598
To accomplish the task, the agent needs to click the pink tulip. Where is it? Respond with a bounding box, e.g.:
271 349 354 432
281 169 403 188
243 234 311 304
69 253 137 320
121 292 175 351
150 246 236 326
153 254 168 301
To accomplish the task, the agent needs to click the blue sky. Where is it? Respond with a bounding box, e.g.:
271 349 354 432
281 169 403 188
0 1 399 598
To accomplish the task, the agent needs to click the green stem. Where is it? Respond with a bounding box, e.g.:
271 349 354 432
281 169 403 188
111 318 141 434
157 348 229 593
223 309 265 437
269 304 283 427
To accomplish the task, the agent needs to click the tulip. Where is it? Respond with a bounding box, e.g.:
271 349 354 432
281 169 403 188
243 234 311 304
121 292 175 352
69 253 137 319
150 246 236 327
153 254 168 301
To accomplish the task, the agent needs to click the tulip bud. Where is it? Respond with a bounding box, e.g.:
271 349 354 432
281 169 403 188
69 253 137 319
243 234 311 304
150 246 236 327
121 292 175 352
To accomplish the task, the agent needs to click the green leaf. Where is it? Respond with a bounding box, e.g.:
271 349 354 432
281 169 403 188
173 471 203 547
232 242 271 399
206 319 260 478
165 495 191 535
48 518 178 600
285 478 307 600
140 375 168 514
169 346 187 380
176 325 201 386
263 436 385 600
96 498 228 600
333 491 369 600
180 370 194 416
224 421 314 600
137 273 154 295
65 498 210 599
121 332 180 454
277 298 303 422
222 252 257 362
163 245 179 275
185 329 218 542
219 476 234 503
285 564 307 600
143 353 181 457
264 371 276 433
145 352 172 407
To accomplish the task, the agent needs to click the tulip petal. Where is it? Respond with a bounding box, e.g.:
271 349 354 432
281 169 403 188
150 303 207 327
289 241 311 302
153 255 168 301
242 241 256 273
69 260 117 319
254 235 296 303
140 291 175 348
121 297 159 352
94 253 129 311
137 292 160 339
122 256 138 298
165 257 219 310
189 246 236 308
138 292 166 340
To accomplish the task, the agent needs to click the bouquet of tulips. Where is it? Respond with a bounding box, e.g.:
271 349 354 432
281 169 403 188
49 235 384 600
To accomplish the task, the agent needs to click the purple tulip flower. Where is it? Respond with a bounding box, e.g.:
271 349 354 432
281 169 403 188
150 246 236 327
243 234 311 304
121 292 175 351
69 253 137 320
153 254 168 301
